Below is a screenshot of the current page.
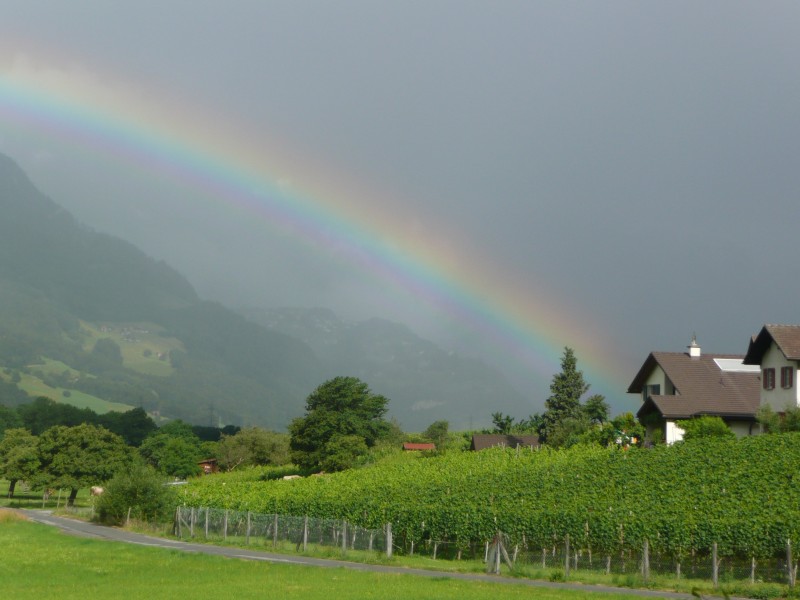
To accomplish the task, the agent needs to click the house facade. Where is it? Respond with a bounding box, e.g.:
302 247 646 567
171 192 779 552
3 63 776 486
629 337 760 444
743 324 800 412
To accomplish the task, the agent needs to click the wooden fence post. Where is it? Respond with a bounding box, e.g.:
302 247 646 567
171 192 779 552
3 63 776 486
175 506 181 538
190 507 195 538
342 521 348 553
204 508 209 540
788 539 795 588
565 534 570 578
386 523 393 558
246 511 251 545
303 516 308 552
642 539 650 584
223 509 228 541
273 513 278 548
712 542 718 588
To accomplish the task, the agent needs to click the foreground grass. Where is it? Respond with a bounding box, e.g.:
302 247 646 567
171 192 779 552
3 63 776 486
0 514 662 600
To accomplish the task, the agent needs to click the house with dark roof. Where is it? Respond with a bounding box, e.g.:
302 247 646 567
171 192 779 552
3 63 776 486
470 434 540 451
743 324 800 413
629 336 760 444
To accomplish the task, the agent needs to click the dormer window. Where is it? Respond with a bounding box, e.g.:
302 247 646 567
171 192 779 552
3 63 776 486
781 367 794 389
763 368 775 390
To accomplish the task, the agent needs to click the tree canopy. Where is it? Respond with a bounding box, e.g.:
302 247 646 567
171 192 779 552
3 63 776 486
289 376 390 471
37 423 131 505
0 427 40 497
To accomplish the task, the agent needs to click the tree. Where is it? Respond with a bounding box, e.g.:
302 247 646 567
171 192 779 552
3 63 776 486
138 423 204 479
98 407 157 446
215 427 289 471
289 376 390 471
676 416 735 442
319 434 368 472
583 394 610 425
491 412 515 434
541 347 590 445
423 420 449 449
0 428 40 497
95 463 177 525
37 424 131 505
0 405 23 440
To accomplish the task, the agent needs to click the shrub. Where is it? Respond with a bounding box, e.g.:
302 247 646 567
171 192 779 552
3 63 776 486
96 464 177 525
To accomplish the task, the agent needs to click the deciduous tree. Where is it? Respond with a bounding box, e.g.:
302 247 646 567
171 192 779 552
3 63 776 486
37 423 131 505
289 376 390 471
0 428 39 497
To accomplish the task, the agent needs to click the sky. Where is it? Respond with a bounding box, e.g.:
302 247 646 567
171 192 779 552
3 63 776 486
1 1 799 417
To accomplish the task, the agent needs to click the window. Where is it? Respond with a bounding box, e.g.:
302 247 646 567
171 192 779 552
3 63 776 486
642 384 661 401
781 367 794 389
763 368 775 390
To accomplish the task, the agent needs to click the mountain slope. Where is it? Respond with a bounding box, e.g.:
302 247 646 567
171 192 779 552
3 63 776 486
240 307 532 430
0 153 531 431
0 153 322 427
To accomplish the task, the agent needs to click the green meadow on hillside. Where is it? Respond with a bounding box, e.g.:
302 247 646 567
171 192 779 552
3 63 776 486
79 321 183 377
0 361 133 414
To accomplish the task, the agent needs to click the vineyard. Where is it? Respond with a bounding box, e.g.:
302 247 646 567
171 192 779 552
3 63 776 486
178 433 800 562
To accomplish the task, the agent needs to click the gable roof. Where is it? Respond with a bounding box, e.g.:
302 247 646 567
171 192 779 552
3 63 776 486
470 434 539 451
630 352 760 420
744 324 800 364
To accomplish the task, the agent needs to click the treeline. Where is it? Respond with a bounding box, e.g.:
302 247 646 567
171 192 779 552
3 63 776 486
0 396 236 446
0 397 293 503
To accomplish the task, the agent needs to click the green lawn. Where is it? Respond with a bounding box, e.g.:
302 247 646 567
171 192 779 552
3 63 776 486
0 513 662 600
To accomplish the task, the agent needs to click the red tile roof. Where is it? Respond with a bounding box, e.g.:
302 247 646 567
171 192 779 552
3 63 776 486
402 442 436 451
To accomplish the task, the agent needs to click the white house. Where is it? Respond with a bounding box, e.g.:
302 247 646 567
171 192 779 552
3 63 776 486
743 324 800 412
628 336 760 444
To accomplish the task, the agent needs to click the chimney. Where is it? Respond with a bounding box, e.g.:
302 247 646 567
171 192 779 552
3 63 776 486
688 333 701 358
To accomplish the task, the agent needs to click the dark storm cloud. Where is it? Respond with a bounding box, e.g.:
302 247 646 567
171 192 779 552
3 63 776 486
2 1 799 411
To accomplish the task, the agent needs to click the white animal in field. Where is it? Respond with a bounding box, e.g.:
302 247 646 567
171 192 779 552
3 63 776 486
281 475 302 480
90 486 104 497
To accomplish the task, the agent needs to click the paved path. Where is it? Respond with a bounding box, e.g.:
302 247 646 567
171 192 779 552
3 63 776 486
18 509 731 599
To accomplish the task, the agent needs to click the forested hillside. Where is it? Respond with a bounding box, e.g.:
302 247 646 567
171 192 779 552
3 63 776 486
0 153 322 427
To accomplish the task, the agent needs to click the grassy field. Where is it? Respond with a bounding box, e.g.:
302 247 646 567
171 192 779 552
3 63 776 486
0 511 667 600
10 367 134 413
79 320 183 377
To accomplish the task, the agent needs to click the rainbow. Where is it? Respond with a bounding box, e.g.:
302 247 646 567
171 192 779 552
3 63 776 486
0 59 630 401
